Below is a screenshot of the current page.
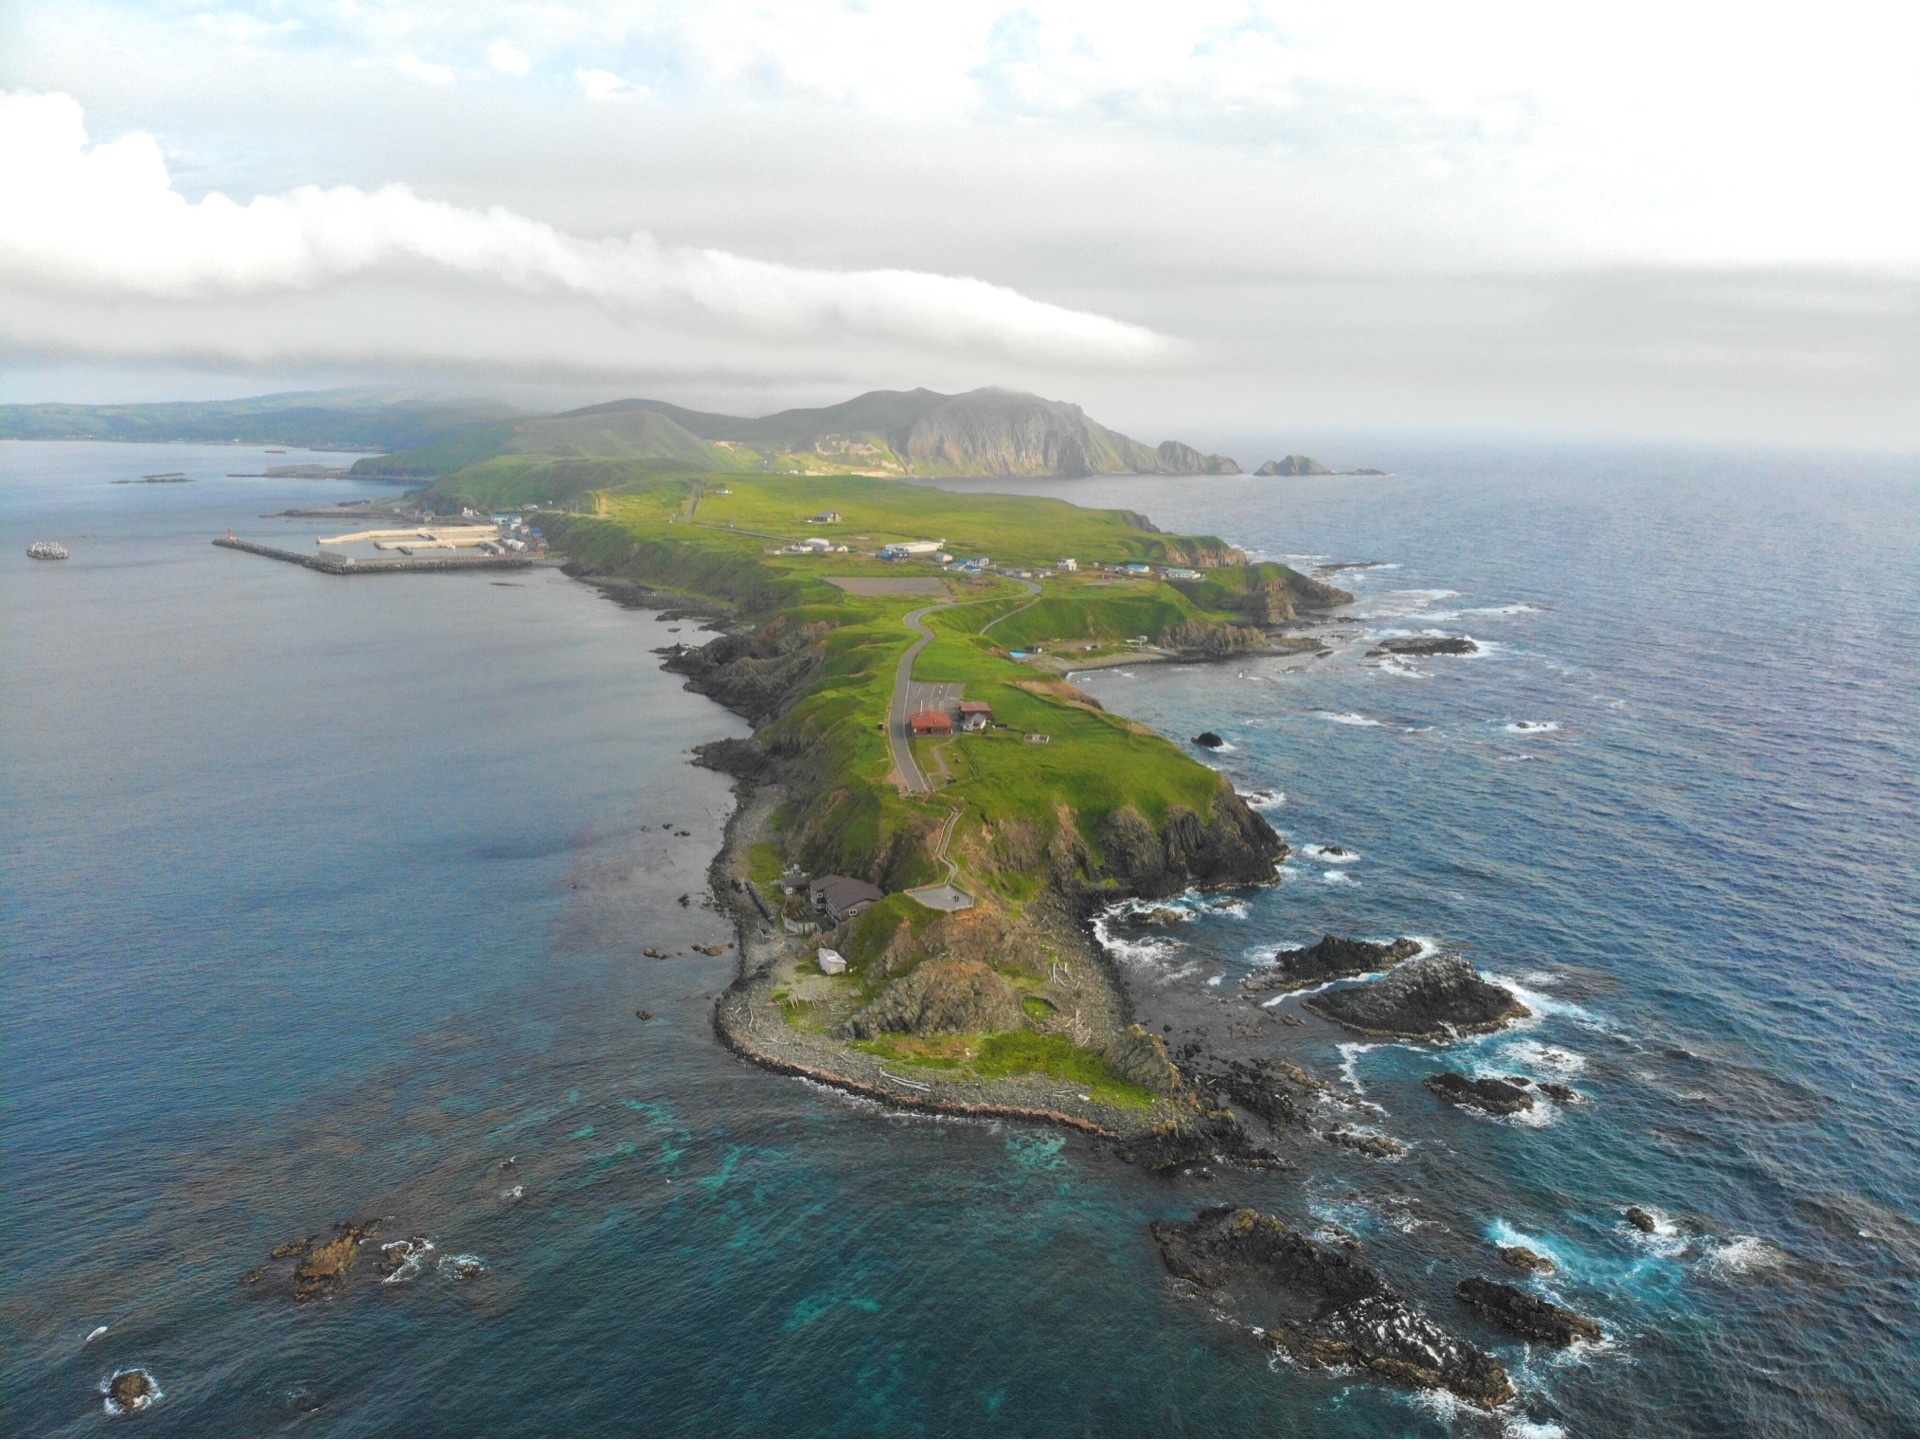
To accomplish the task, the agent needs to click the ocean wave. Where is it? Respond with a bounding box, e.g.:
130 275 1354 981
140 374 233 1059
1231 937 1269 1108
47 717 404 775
1321 870 1360 886
1464 602 1543 616
1300 844 1360 864
1205 973 1227 988
1496 754 1537 763
437 1253 489 1281
1240 788 1285 810
381 1237 436 1284
1374 655 1431 679
1702 1234 1790 1277
1317 711 1382 727
1337 1042 1378 1096
1499 1039 1588 1076
1504 720 1561 734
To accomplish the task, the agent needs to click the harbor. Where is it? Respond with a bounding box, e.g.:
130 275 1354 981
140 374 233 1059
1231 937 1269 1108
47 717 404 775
212 536 535 574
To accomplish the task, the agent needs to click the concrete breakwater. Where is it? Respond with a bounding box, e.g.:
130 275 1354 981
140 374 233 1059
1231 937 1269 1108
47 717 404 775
213 536 535 575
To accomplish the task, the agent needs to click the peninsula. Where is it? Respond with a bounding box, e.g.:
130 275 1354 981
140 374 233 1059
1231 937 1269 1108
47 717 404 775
355 424 1352 1152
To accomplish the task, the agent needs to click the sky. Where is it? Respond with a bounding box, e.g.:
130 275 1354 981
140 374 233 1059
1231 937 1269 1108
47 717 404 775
2 1 1915 448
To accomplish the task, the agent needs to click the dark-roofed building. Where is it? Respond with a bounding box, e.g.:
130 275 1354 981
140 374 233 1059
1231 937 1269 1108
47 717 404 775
957 700 993 732
809 874 885 924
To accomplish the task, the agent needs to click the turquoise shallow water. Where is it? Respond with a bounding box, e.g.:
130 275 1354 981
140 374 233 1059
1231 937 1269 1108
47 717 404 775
3 439 1918 1436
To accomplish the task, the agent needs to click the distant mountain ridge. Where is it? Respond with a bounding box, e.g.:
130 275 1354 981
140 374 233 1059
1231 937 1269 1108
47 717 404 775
0 385 1245 480
0 389 524 452
364 386 1242 479
532 388 1241 479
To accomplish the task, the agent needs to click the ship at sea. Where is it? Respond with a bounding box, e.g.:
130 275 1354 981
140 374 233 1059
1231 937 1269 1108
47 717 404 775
26 541 70 560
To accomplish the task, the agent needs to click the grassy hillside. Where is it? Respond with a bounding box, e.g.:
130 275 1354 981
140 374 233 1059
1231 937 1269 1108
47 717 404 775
530 471 1259 901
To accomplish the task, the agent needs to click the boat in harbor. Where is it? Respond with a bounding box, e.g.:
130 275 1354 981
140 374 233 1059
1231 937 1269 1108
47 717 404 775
27 541 71 561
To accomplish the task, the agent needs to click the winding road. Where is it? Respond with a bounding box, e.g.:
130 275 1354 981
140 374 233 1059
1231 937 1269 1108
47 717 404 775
889 579 1040 794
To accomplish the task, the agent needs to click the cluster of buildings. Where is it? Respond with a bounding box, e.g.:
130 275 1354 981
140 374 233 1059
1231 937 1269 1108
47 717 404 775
908 699 994 737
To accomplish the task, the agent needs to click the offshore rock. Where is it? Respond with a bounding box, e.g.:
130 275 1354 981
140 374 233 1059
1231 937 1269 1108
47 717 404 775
1155 439 1242 475
1152 1207 1514 1408
1455 1276 1603 1346
104 1369 159 1415
836 959 1027 1040
1625 1206 1659 1233
1103 1024 1186 1094
1244 934 1423 996
1256 456 1332 476
1325 1128 1408 1159
1191 732 1226 749
291 1221 379 1302
1367 635 1479 657
1304 954 1528 1039
1114 1107 1275 1173
1499 1245 1557 1274
1424 1072 1536 1117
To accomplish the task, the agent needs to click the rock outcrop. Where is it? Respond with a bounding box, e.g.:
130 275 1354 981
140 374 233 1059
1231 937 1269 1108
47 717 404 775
1102 1024 1186 1094
1304 954 1528 1039
1455 1276 1603 1346
837 958 1028 1039
1152 1207 1514 1408
1424 1072 1536 1116
1156 619 1272 655
664 617 829 725
1196 1054 1335 1131
1095 784 1287 898
1201 563 1353 625
1244 934 1423 996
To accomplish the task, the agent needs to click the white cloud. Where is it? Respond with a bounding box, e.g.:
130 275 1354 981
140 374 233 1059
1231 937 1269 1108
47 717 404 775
394 53 454 86
575 68 631 101
0 91 1180 369
488 39 531 76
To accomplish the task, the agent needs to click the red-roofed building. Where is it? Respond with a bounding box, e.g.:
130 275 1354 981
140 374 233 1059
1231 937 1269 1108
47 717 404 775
909 710 953 736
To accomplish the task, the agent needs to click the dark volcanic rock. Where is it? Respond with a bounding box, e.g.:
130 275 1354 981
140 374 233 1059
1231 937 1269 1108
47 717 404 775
1303 954 1528 1039
1096 784 1287 898
1499 1245 1556 1274
1131 906 1187 927
1425 1071 1536 1116
1455 1276 1602 1346
1367 635 1479 657
1625 1206 1659 1233
1152 1207 1513 1407
1538 1080 1578 1103
1199 1055 1333 1130
1114 1107 1278 1173
1244 934 1422 996
1191 731 1226 748
1103 1024 1186 1094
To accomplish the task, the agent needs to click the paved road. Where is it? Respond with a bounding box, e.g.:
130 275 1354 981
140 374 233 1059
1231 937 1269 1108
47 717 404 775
889 580 1040 794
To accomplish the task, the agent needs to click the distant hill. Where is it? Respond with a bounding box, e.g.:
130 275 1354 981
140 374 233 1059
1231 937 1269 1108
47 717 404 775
0 389 526 452
359 387 1242 480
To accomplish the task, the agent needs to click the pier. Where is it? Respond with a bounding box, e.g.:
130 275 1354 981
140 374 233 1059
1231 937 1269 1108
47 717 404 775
213 536 534 575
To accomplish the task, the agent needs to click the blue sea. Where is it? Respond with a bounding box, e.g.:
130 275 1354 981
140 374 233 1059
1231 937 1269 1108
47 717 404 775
4 438 1917 1436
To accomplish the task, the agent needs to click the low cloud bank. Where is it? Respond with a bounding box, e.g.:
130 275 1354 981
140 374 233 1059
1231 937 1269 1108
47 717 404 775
0 91 1178 369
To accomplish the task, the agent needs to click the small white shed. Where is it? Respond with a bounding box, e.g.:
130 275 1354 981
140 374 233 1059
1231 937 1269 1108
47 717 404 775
816 947 848 975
